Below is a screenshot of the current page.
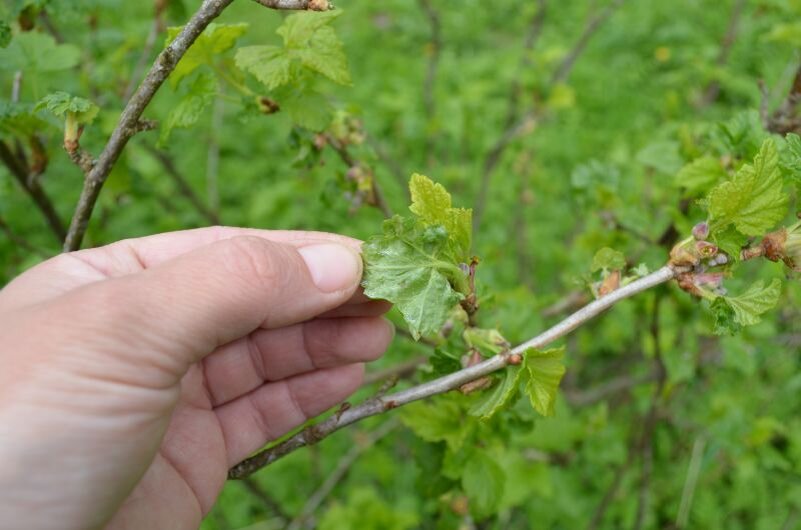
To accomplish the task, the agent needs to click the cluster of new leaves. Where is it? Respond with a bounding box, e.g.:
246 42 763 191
675 136 799 334
362 174 472 339
161 11 349 144
34 91 98 144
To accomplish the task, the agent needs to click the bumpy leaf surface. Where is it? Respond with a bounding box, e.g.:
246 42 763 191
35 92 98 123
362 217 463 339
711 279 782 335
708 139 787 236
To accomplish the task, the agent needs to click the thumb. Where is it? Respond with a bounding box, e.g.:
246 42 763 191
52 236 363 379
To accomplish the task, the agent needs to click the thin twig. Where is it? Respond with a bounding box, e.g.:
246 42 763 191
240 477 290 522
362 355 428 386
550 0 625 86
634 295 667 530
287 420 399 530
0 215 48 257
326 135 393 218
699 0 746 106
565 368 660 407
249 0 332 10
473 0 623 231
123 5 165 102
417 0 442 164
143 144 220 224
0 140 65 242
229 266 679 479
675 437 707 528
63 0 237 252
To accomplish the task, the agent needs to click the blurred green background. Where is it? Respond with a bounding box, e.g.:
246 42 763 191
2 0 801 528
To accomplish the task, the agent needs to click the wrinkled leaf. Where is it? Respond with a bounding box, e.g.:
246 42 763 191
362 216 464 340
711 279 782 335
409 173 472 259
235 45 291 90
35 92 98 123
676 156 726 195
707 138 787 236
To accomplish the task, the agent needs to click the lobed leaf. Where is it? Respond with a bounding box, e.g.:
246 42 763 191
0 32 79 72
362 216 464 340
234 45 291 90
675 156 726 195
591 247 625 272
35 92 98 123
711 279 782 335
167 23 249 88
409 173 472 260
707 138 788 236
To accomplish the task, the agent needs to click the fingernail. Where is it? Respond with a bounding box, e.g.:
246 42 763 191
299 243 362 293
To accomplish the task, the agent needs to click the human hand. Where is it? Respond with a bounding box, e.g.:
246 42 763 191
0 227 393 529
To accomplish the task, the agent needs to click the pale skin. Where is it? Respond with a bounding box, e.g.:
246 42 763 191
0 227 394 529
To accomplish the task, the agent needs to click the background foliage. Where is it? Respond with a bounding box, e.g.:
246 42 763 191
2 0 801 528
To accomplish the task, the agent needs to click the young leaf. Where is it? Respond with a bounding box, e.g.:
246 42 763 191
277 9 342 48
362 216 464 339
159 74 216 145
524 347 566 417
166 23 249 88
409 173 472 259
711 279 781 335
591 247 625 272
461 452 506 519
234 45 292 90
707 138 788 236
469 366 522 421
294 24 350 85
782 133 801 187
675 156 726 195
0 32 79 72
35 92 99 124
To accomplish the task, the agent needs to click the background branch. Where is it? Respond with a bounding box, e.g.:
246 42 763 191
63 0 237 252
417 0 442 164
229 265 678 479
0 140 65 242
143 144 220 224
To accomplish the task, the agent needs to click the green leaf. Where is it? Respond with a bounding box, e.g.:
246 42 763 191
362 216 464 339
676 156 726 195
0 101 47 137
277 9 342 48
234 45 292 90
591 247 625 272
524 347 566 417
707 138 788 236
409 173 472 259
782 133 801 188
0 31 79 72
711 225 748 260
0 21 11 49
35 92 98 123
159 73 216 145
400 395 473 451
469 366 522 420
295 24 350 85
462 452 505 519
166 23 248 88
281 89 331 130
721 279 782 331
